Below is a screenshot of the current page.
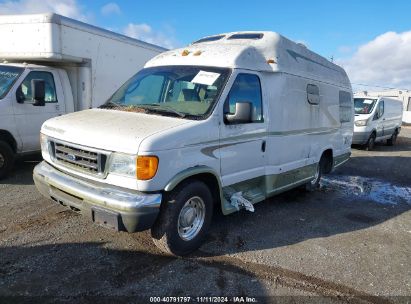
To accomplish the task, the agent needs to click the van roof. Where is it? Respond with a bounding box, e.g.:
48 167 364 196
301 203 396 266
146 31 351 88
354 94 403 105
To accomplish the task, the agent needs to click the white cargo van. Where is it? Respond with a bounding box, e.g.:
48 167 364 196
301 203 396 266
34 32 353 255
353 96 403 150
355 90 411 125
0 13 165 178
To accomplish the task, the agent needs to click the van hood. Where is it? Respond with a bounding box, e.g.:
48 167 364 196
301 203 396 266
41 109 191 154
354 113 370 121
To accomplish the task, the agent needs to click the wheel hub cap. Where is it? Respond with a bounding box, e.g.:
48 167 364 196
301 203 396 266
177 196 206 241
311 163 320 185
180 207 196 227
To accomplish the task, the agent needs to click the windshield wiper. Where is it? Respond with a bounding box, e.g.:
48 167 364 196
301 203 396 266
138 104 186 118
99 100 124 109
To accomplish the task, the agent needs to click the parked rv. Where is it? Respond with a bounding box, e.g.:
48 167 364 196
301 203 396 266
34 32 353 255
0 13 165 178
353 95 403 150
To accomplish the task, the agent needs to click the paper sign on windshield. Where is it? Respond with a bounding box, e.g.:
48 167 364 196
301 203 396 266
192 71 220 86
363 99 374 104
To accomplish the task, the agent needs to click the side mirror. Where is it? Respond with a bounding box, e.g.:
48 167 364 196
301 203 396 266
225 102 252 124
16 87 25 104
32 79 46 107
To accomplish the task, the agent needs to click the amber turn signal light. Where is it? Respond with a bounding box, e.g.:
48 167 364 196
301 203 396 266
137 156 159 180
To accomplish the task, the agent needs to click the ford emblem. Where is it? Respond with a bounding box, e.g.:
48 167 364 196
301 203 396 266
67 154 76 161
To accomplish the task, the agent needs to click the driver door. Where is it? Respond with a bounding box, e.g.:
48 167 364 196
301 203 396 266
12 69 65 152
219 72 267 186
374 100 384 138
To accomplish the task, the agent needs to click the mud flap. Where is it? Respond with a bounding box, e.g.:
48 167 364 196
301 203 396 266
229 192 255 212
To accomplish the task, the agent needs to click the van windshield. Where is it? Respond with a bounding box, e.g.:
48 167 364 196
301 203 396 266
0 65 24 99
354 98 377 114
105 66 231 119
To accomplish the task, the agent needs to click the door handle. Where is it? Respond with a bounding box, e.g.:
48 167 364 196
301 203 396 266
261 140 266 152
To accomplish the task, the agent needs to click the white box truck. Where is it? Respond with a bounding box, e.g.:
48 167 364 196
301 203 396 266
353 95 403 150
0 13 165 178
34 32 353 255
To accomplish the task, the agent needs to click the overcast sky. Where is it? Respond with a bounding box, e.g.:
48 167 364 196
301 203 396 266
1 0 411 92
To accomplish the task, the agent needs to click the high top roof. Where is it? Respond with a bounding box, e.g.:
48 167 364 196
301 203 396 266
146 31 350 88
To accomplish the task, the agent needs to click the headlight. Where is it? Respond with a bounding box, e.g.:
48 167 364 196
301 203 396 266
108 153 159 180
355 119 368 127
108 153 137 177
40 133 49 154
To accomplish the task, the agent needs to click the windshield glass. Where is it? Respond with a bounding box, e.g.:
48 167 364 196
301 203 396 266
354 98 377 114
0 65 24 99
106 66 231 119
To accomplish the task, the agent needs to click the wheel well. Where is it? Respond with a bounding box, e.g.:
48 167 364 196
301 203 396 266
168 173 221 208
321 149 333 174
0 130 17 153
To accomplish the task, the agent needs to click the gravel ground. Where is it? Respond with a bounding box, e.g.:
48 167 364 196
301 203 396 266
0 127 410 303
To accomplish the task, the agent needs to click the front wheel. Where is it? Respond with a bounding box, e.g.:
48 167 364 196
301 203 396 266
151 180 213 256
0 141 15 180
365 133 376 151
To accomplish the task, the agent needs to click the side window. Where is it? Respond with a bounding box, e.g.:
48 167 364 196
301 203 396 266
378 100 384 118
224 73 263 123
307 84 320 105
407 97 411 111
17 71 57 103
339 91 352 123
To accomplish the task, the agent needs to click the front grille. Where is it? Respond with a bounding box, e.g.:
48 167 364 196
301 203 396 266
51 141 107 176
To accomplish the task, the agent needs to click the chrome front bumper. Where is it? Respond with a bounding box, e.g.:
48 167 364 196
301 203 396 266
33 161 162 232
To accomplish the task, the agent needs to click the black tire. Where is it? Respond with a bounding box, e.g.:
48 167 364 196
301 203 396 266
0 141 15 180
151 180 213 256
305 160 322 191
365 133 376 151
387 130 398 146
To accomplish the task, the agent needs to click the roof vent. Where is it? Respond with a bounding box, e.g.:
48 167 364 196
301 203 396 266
192 35 225 44
228 33 264 40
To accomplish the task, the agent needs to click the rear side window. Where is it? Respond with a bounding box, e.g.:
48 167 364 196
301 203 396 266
407 97 411 111
339 91 352 123
307 84 320 105
224 73 263 123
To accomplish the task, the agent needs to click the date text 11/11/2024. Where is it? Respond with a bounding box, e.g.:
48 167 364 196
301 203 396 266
149 296 258 303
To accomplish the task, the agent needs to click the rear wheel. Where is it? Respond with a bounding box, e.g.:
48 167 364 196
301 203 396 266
305 160 322 191
387 130 398 146
151 180 213 256
0 141 14 180
365 133 376 151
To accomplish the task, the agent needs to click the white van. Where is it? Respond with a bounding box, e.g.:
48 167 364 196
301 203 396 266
0 13 165 178
34 32 353 255
353 96 403 150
